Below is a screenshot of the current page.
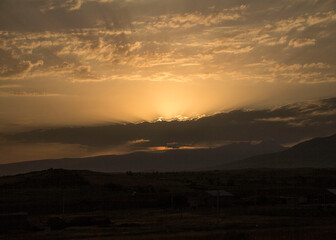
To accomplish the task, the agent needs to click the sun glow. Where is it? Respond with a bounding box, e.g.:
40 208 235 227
150 82 222 122
154 115 190 122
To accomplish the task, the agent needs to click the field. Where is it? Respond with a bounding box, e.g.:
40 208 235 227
0 168 336 239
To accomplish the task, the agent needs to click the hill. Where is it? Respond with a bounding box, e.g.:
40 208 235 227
0 141 284 176
218 134 336 169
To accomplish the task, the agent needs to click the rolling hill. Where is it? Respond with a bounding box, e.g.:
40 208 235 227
0 141 284 176
218 134 336 169
1 133 335 176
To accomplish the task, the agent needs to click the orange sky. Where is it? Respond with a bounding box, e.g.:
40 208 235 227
0 0 335 132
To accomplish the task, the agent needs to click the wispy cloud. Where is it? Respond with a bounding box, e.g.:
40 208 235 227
133 5 246 30
0 0 335 132
288 38 316 48
0 90 63 97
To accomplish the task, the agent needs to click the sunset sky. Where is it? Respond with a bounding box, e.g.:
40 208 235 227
0 0 335 163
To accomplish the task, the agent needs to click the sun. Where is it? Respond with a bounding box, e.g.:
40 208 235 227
154 90 191 121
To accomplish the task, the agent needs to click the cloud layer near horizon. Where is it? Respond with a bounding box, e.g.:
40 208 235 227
1 97 335 164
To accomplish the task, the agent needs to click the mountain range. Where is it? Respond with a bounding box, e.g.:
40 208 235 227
217 133 336 169
0 141 284 176
0 133 335 176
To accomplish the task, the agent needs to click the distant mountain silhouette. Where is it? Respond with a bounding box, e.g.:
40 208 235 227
0 168 89 188
0 141 285 176
217 133 336 169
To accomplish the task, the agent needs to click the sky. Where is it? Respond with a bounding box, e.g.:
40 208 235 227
0 0 335 163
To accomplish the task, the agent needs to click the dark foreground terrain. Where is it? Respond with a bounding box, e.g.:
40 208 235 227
1 168 336 239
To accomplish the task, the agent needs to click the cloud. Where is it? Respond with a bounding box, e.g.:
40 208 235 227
70 65 101 82
40 0 83 13
213 46 253 54
0 0 133 32
0 142 90 164
0 90 62 97
0 84 21 89
133 5 246 30
262 10 336 34
0 1 335 85
288 38 316 48
0 57 43 80
256 117 296 122
0 0 335 135
6 97 336 148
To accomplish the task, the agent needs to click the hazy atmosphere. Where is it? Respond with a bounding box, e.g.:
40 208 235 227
0 0 335 163
1 1 336 240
